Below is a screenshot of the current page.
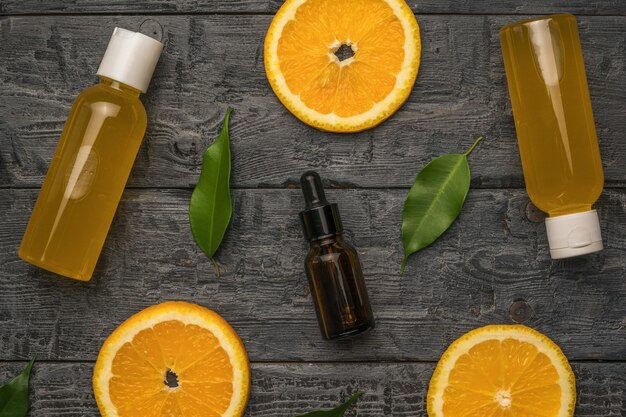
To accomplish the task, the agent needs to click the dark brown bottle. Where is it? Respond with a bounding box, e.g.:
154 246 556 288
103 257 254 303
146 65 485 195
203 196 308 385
299 171 375 340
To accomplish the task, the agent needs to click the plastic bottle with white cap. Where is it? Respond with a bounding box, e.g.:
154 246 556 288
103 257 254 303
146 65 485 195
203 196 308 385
19 27 164 281
500 14 604 259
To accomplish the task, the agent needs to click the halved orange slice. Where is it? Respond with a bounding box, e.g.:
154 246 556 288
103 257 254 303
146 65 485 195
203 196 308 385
264 0 421 132
93 301 250 417
427 325 576 417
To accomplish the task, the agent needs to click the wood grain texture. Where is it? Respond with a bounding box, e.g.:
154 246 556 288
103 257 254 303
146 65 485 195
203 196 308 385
0 362 624 417
1 188 625 361
1 5 625 411
1 15 625 189
1 0 625 16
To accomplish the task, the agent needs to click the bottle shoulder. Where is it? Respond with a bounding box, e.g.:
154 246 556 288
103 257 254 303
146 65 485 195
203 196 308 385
75 82 145 112
306 236 357 257
72 83 147 124
305 238 362 275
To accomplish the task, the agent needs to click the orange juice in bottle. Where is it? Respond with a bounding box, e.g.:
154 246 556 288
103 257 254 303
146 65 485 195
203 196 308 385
19 28 163 280
500 14 604 259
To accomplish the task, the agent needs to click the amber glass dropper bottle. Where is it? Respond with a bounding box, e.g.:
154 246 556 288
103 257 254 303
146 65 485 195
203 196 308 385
299 171 375 340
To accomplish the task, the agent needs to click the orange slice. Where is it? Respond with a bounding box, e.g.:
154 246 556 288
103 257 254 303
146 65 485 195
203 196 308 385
93 302 250 417
427 325 576 417
264 0 421 132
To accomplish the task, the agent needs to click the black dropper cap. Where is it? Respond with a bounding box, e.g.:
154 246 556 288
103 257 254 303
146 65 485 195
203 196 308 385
299 171 343 241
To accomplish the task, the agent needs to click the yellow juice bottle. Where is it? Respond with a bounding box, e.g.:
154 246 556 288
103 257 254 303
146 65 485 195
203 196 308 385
500 14 604 259
19 28 163 280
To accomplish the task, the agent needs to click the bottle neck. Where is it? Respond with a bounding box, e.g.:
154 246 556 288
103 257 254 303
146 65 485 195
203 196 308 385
310 234 343 247
99 76 142 97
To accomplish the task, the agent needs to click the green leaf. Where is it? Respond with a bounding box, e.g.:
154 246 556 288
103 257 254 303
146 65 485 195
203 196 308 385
401 137 483 273
0 357 35 417
189 108 233 277
294 391 365 417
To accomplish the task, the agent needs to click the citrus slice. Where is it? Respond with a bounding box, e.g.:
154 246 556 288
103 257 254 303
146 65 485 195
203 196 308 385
93 301 250 417
264 0 421 132
427 325 576 417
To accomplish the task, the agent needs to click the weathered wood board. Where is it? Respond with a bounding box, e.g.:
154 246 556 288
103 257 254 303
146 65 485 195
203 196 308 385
1 15 625 189
2 189 625 361
1 1 625 414
1 0 625 16
0 362 623 417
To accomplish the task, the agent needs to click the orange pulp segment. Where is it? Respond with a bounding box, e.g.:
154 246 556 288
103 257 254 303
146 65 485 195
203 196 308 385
265 0 421 132
93 302 250 417
428 325 576 417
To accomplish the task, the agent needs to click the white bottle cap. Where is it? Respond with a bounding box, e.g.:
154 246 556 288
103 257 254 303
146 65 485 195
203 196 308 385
545 210 603 259
97 27 164 93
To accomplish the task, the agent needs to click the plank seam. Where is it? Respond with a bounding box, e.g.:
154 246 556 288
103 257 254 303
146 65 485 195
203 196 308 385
1 12 625 18
0 359 624 364
1 186 625 191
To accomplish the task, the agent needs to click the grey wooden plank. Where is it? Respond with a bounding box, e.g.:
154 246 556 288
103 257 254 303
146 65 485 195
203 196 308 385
0 362 624 417
1 15 625 189
1 188 625 361
1 0 625 16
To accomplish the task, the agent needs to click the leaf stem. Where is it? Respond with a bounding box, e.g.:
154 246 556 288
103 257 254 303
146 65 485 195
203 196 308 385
25 356 36 373
209 257 221 278
294 391 365 417
464 136 484 157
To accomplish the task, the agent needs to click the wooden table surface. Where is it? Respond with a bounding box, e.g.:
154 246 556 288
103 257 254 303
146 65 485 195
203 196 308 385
1 1 625 415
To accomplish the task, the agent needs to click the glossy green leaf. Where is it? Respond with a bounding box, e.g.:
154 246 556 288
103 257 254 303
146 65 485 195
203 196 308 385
401 137 483 272
189 108 233 277
294 391 365 417
0 357 35 417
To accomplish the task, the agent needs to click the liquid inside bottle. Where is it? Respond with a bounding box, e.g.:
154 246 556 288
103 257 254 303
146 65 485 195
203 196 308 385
306 236 375 339
19 78 147 280
19 28 163 280
500 14 604 258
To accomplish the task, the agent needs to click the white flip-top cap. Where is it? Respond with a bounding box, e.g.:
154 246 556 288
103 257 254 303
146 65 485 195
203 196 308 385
97 27 164 93
545 210 603 259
